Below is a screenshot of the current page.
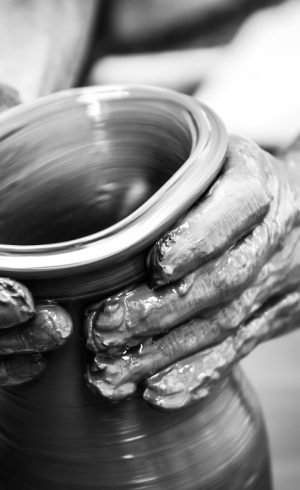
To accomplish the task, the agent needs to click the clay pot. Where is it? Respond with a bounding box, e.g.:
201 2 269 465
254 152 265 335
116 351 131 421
0 86 272 489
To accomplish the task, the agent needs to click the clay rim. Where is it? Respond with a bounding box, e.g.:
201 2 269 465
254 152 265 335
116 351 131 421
0 85 228 277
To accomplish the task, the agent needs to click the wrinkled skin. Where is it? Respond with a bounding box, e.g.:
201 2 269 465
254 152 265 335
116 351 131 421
86 134 300 409
0 85 73 386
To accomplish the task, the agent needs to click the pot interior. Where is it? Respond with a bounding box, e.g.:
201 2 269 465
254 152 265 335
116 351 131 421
0 94 193 245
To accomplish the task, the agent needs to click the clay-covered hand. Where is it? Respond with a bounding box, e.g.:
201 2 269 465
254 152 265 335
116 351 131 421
0 278 72 386
85 134 300 409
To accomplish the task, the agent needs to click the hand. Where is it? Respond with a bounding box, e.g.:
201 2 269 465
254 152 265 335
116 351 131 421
85 134 300 409
0 278 72 386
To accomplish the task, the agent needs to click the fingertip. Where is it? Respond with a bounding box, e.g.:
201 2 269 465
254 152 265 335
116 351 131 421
143 380 191 410
84 298 129 352
36 302 73 348
87 296 127 333
147 246 174 288
147 228 190 287
85 366 137 401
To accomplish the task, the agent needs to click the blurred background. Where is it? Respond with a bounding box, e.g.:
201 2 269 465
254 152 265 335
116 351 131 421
1 0 300 488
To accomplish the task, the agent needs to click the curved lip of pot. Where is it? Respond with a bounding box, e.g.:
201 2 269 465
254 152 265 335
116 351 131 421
0 85 228 278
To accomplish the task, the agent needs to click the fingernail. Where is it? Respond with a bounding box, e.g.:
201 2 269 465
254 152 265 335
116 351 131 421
94 298 126 331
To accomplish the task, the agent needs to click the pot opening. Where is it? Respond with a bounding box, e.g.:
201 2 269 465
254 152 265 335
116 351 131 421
0 95 193 246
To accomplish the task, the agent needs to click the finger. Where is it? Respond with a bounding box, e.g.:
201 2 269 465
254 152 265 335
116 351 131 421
87 215 283 351
86 317 225 401
148 136 271 286
86 361 137 401
0 277 35 329
0 353 46 386
144 290 300 410
189 226 300 335
0 302 73 355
